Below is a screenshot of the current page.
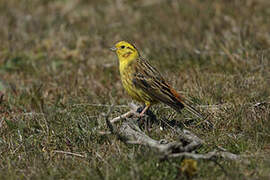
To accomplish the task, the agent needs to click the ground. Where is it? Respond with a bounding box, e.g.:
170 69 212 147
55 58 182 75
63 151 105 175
0 0 270 179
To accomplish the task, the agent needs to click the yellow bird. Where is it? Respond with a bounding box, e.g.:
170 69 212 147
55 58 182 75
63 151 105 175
110 41 203 119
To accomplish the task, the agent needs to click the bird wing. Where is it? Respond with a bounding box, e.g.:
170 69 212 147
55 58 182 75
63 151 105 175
132 57 204 119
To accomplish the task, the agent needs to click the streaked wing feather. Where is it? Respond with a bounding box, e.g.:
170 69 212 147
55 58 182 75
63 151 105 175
132 57 204 119
132 58 184 110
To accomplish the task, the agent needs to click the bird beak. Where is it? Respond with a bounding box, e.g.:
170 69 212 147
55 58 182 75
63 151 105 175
110 47 117 51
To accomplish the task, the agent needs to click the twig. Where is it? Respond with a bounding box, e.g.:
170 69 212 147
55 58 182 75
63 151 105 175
169 151 215 159
110 103 140 123
197 103 234 109
110 110 134 123
72 103 128 108
54 150 86 158
253 102 269 107
168 150 239 161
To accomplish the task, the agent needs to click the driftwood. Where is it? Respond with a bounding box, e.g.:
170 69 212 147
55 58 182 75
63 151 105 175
106 103 239 161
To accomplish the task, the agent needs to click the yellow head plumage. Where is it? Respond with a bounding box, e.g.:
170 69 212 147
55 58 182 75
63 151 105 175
110 41 139 64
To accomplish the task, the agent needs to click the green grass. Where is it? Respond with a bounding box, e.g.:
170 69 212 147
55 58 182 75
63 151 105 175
1 0 270 179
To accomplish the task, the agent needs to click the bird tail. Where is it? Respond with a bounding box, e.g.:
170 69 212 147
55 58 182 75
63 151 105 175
169 88 204 119
178 99 204 119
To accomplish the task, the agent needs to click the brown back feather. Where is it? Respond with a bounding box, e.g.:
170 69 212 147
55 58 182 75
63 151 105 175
132 56 203 119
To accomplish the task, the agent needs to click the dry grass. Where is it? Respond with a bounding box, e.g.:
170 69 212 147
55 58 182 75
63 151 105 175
0 0 270 179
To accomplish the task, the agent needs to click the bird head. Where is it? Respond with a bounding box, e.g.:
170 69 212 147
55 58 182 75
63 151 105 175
110 41 139 61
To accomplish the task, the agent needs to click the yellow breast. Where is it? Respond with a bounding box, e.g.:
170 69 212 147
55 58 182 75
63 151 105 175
114 41 156 106
120 61 156 105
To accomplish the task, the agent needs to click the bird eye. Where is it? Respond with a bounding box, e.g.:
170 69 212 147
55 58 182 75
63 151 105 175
120 45 125 49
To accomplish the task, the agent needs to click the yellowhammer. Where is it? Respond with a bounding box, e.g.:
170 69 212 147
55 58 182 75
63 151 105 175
110 41 203 119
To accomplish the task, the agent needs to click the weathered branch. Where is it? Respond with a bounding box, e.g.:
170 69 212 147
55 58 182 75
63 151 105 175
119 120 185 154
168 150 239 161
106 103 239 161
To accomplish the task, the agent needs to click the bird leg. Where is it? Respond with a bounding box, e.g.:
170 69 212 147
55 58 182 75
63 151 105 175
139 104 150 116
